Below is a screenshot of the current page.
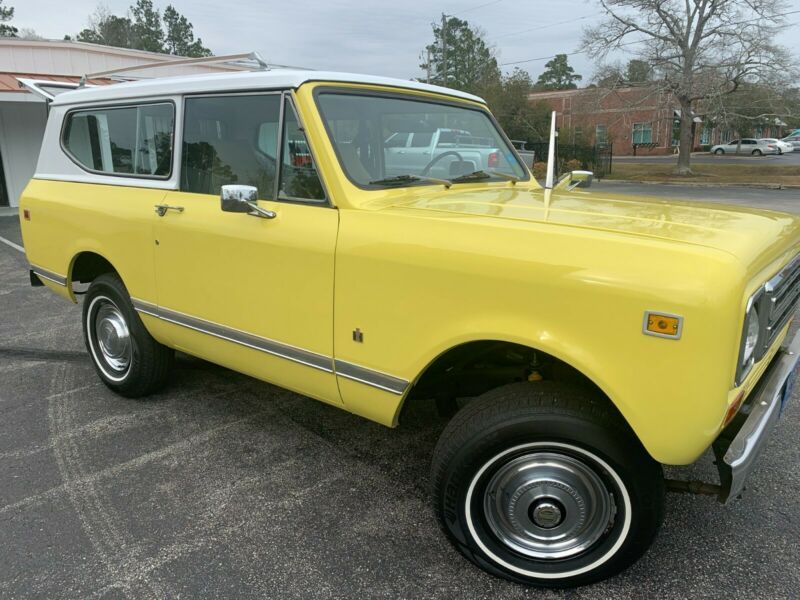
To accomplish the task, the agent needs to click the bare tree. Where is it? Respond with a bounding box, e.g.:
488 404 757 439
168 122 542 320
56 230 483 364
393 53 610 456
583 0 795 173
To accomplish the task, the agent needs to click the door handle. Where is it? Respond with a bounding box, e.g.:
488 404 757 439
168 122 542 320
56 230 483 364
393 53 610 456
154 204 184 217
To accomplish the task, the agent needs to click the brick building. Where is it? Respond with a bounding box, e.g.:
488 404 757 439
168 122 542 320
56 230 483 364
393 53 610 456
528 85 788 156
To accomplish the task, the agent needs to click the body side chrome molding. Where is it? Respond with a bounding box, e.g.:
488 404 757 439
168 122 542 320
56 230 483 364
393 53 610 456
334 360 409 395
131 298 410 394
131 298 333 373
30 264 68 286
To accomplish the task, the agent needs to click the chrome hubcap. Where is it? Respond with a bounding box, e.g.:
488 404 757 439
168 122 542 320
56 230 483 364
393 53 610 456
94 302 131 373
530 500 564 529
483 451 616 560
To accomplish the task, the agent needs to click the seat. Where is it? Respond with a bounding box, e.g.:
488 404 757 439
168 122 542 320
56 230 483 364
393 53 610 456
337 142 372 184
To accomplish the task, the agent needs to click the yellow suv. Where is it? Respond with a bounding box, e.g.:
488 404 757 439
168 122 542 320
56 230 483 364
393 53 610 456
19 69 800 587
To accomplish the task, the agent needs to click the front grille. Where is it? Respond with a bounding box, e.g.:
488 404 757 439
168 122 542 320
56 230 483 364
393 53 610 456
759 253 800 357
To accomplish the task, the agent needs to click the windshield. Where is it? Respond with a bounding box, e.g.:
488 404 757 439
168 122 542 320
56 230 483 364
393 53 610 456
315 91 528 187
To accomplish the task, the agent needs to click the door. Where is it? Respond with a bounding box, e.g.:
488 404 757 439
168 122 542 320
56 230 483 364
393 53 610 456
383 131 410 177
403 131 435 172
153 91 341 404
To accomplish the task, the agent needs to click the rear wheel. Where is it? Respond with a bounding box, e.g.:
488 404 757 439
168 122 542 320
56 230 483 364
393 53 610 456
83 273 173 397
752 149 763 156
432 382 664 588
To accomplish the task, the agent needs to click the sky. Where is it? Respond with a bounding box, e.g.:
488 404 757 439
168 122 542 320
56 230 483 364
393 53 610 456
12 0 800 83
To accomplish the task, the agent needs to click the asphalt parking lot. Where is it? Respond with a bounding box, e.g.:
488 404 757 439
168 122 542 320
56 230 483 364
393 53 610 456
615 150 800 166
2 185 800 599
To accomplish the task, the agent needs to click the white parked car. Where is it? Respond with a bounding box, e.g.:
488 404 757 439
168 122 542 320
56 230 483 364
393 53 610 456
759 138 794 154
781 132 800 149
710 138 779 156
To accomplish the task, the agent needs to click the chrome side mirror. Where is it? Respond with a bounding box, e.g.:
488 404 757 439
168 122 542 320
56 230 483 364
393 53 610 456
555 170 594 191
220 185 276 219
570 170 593 188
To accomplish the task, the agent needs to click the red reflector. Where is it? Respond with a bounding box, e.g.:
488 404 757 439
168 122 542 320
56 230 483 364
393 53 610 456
23 209 30 221
488 151 498 168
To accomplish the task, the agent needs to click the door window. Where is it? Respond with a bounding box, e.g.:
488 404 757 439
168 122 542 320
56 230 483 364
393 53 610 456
63 103 174 177
278 99 325 202
181 94 281 198
410 132 433 147
385 132 409 148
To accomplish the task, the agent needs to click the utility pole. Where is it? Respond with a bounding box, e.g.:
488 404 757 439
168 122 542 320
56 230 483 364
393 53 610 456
426 48 431 84
441 13 447 88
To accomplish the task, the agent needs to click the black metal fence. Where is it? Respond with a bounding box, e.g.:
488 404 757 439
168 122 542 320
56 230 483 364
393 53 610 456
525 140 613 179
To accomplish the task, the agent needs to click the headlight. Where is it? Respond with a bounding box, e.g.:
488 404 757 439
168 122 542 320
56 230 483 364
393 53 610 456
742 307 760 366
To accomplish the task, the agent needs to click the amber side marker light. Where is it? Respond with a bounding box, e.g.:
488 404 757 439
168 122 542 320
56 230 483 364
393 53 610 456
643 311 683 339
724 390 746 427
23 209 30 221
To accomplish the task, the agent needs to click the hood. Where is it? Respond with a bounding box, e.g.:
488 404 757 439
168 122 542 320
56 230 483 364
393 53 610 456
384 185 800 274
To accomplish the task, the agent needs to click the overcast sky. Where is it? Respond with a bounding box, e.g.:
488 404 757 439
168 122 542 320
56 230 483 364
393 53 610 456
13 0 800 82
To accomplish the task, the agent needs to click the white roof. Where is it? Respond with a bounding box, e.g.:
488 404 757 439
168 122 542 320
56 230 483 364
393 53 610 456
50 69 486 106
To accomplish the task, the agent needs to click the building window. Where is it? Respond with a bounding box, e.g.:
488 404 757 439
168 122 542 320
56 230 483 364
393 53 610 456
722 129 732 143
754 126 764 138
595 124 607 145
632 122 653 144
63 103 174 178
700 128 711 145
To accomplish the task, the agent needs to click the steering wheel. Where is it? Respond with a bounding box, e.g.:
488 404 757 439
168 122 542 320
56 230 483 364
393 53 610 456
421 151 464 176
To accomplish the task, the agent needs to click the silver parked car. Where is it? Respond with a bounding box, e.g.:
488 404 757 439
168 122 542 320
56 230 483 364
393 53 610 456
711 138 779 156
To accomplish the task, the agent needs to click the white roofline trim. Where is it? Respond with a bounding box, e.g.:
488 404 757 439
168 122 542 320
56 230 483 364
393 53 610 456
49 70 486 107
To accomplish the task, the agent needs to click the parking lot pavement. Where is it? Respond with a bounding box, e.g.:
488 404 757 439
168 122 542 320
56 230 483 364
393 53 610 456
615 151 800 166
2 212 800 599
595 180 800 213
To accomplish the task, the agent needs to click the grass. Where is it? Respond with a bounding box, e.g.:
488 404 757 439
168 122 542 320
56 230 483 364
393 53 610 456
605 162 800 186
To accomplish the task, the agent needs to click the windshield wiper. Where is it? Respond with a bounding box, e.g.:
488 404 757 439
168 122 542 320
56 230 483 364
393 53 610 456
369 174 451 188
450 170 520 184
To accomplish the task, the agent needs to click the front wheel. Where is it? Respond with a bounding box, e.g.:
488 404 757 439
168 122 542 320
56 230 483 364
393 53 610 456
431 382 664 588
83 273 174 397
713 148 724 155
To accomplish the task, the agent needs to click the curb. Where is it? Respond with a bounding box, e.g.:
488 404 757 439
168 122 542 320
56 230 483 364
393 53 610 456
599 180 800 191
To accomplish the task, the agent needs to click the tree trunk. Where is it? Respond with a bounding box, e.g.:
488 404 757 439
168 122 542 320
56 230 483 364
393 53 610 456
676 97 694 175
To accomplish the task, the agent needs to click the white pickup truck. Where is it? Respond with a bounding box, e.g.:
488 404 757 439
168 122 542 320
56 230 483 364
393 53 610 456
384 128 511 179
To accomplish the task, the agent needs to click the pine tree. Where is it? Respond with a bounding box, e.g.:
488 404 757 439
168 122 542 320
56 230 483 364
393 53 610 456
0 1 18 38
535 55 582 91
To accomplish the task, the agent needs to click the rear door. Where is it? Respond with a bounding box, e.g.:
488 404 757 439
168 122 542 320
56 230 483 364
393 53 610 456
153 91 341 404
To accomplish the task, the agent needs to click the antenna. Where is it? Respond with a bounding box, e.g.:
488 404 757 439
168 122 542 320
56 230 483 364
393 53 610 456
544 110 557 190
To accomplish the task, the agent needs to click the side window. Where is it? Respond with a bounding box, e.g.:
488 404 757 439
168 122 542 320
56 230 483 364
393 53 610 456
278 98 325 202
181 94 280 198
384 132 409 148
410 132 433 148
63 103 173 177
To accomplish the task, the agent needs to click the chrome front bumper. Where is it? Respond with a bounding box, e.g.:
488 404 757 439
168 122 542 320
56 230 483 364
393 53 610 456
714 328 800 503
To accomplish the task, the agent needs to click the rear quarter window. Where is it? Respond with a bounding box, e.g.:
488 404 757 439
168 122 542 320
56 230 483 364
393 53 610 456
62 103 174 178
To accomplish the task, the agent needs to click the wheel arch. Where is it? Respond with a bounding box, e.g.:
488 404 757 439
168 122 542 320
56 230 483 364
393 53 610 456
397 336 638 448
67 250 122 302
